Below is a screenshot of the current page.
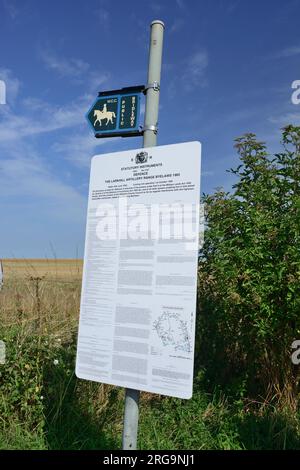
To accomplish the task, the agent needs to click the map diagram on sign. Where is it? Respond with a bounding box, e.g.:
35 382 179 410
153 311 192 353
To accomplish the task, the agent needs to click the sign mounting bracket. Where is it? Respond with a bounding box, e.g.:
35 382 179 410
143 81 160 93
141 124 158 134
98 85 145 97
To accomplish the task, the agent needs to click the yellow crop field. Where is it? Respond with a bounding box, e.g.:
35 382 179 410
2 258 83 280
0 259 83 340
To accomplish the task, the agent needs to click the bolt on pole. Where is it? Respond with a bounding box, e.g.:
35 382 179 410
122 19 165 451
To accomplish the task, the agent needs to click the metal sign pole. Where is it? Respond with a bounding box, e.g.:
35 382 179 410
122 19 165 451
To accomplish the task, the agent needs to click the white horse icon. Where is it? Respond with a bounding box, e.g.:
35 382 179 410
94 104 116 127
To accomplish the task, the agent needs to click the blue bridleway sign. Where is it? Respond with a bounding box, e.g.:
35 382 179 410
86 86 143 138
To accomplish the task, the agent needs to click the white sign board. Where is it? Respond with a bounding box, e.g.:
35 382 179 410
76 141 201 399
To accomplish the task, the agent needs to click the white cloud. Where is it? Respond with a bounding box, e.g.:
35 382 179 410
22 97 48 111
97 8 110 27
176 0 185 9
0 92 94 142
150 3 164 13
274 45 300 59
0 68 112 229
219 0 241 13
52 133 113 168
268 112 300 125
0 68 92 221
226 108 258 124
38 49 110 92
40 49 90 78
96 0 110 29
0 140 86 222
167 50 208 98
182 51 208 91
87 70 111 93
0 69 113 185
2 0 20 20
0 70 92 257
170 18 185 34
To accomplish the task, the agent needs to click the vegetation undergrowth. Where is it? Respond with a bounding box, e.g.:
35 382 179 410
1 320 300 449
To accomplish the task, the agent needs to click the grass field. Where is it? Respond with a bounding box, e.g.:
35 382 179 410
1 259 300 450
2 259 83 280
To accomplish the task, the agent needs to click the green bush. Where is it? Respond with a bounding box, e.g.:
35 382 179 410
0 327 45 428
0 326 119 449
198 125 300 407
0 326 74 439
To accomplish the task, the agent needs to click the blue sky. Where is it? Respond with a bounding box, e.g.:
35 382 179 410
0 0 300 258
